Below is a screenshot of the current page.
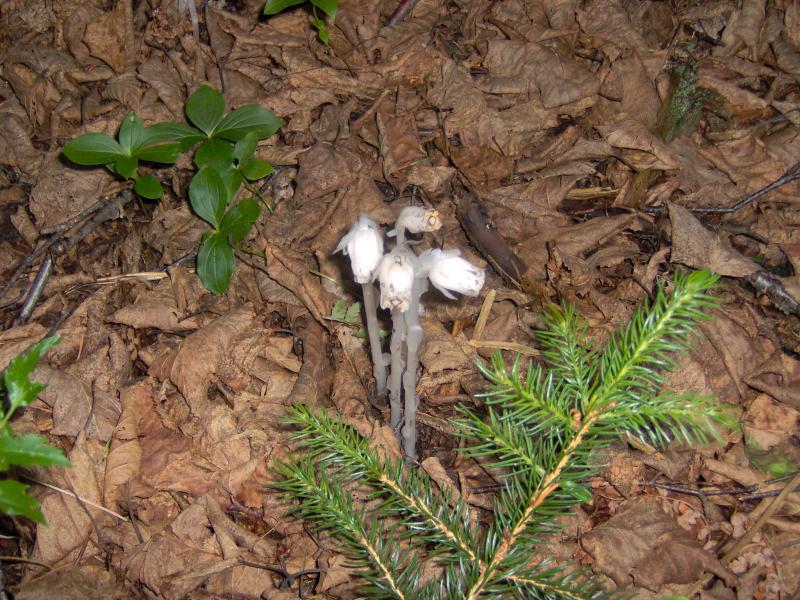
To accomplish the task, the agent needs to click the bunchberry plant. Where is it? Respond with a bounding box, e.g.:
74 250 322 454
263 0 338 44
63 85 283 294
276 270 732 598
0 337 70 522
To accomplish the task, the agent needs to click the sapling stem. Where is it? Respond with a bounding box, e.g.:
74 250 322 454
389 308 405 431
361 282 387 398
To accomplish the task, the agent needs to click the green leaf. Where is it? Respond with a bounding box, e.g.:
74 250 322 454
233 131 258 162
197 231 235 294
0 432 70 470
189 167 229 229
327 299 361 325
186 85 226 136
312 0 337 18
239 158 273 181
194 139 235 171
220 199 261 242
344 300 361 325
134 175 164 199
214 105 282 141
263 0 305 15
117 112 146 154
63 133 125 165
0 480 45 522
316 23 330 44
135 143 182 164
114 156 138 180
141 122 204 150
220 167 244 200
3 337 60 417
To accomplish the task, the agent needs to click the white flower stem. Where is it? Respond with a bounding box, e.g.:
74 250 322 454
361 283 387 398
401 277 426 461
389 307 405 431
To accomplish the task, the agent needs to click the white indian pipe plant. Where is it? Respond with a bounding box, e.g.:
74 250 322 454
337 208 484 460
336 215 388 397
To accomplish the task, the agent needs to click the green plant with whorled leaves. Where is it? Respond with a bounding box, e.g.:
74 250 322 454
0 337 70 523
63 85 282 295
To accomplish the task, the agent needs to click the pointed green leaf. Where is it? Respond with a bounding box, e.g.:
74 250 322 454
63 133 125 165
220 199 261 242
263 0 305 15
0 433 70 470
344 301 361 325
312 0 337 18
141 122 204 150
0 480 44 522
114 156 138 180
220 167 244 200
135 143 182 164
239 158 273 181
117 112 146 154
316 24 330 44
233 131 258 162
186 85 226 135
194 139 235 171
330 298 347 321
189 167 228 229
214 105 282 141
3 337 60 416
134 175 164 199
197 231 235 294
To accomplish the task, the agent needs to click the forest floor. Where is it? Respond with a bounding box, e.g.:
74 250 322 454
1 0 800 598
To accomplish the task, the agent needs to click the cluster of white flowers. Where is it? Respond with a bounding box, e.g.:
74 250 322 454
337 209 484 310
336 207 486 461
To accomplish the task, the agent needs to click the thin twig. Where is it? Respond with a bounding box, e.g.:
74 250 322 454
126 481 144 544
0 555 53 570
642 161 800 215
386 0 419 26
720 471 800 565
238 557 322 590
14 254 53 325
22 477 128 521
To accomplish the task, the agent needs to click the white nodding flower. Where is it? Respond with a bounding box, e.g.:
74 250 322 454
420 249 485 299
335 214 384 284
388 206 442 237
377 248 417 312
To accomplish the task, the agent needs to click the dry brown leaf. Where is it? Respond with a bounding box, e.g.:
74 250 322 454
743 394 800 465
481 40 599 108
28 152 110 232
418 316 475 374
377 110 427 190
597 119 681 170
745 351 800 410
264 244 334 326
669 203 759 277
83 2 129 72
169 308 257 414
16 564 127 600
33 433 105 565
0 323 48 371
582 496 728 592
35 366 118 440
109 279 201 332
103 382 151 508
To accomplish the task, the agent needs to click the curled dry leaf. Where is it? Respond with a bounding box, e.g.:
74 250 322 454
169 308 258 414
582 496 731 592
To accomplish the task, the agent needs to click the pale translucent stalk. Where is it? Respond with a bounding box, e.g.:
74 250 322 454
361 283 387 398
401 277 426 461
389 308 405 431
